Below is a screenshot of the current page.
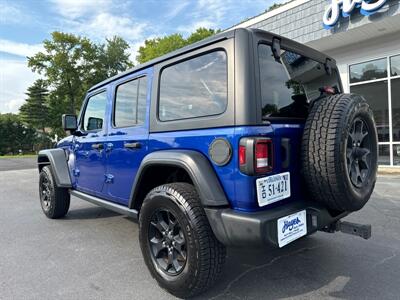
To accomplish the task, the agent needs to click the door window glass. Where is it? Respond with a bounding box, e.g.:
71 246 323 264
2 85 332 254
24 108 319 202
82 91 107 131
114 76 147 127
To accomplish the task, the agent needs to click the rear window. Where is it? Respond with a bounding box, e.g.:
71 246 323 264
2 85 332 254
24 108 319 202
159 51 227 121
258 44 341 120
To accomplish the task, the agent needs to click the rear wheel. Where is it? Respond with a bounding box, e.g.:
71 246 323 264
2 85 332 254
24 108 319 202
39 165 70 219
301 94 378 212
139 183 226 298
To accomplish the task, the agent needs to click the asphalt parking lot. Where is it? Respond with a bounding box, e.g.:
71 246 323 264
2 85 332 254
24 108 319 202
0 158 399 299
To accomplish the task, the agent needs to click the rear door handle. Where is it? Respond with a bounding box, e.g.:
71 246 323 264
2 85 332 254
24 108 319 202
92 143 104 150
124 142 141 149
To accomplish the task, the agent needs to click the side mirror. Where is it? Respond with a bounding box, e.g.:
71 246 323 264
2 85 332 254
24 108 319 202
62 114 77 132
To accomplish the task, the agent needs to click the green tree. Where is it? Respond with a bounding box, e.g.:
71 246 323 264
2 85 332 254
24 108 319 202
136 33 186 64
266 3 285 12
186 28 220 44
27 32 133 134
28 32 96 115
136 28 219 64
19 79 49 132
0 114 38 155
94 36 134 81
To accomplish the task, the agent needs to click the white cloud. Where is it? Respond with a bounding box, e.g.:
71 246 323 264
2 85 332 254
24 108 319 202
0 2 29 24
0 39 43 58
176 0 239 35
48 0 112 19
164 1 191 20
49 0 146 45
74 13 146 41
178 20 217 34
0 59 39 113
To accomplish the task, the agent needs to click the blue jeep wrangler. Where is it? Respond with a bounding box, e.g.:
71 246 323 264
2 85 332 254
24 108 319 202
37 28 378 298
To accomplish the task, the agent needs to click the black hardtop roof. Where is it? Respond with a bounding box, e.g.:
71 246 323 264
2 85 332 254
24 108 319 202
88 29 235 92
88 28 335 92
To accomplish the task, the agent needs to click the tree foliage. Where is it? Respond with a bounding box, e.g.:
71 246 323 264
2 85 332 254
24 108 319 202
23 27 217 136
0 114 39 155
136 28 220 64
28 32 94 114
19 79 49 132
27 32 133 134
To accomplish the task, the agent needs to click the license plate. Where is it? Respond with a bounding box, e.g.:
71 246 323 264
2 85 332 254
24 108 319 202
277 210 307 248
256 172 290 207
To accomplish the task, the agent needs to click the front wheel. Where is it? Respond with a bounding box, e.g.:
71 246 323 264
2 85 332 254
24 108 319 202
139 183 226 298
39 165 70 219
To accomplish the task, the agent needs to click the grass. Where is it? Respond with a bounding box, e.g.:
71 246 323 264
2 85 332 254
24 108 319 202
0 154 37 159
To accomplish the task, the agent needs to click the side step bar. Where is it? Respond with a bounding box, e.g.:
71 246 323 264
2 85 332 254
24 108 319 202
69 190 138 220
322 220 371 240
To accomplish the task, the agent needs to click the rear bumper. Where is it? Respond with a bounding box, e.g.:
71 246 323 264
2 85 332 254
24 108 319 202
205 201 348 247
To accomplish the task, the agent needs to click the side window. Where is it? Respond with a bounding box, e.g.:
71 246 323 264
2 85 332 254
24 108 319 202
82 91 107 131
159 51 227 121
114 76 147 127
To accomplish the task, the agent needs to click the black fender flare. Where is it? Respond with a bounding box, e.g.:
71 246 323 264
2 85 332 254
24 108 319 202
37 149 72 188
129 150 229 208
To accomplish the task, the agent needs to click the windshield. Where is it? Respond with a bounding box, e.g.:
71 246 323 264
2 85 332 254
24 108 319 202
258 43 341 120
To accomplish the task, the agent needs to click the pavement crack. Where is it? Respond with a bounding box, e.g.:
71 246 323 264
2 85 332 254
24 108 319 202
209 246 321 300
372 250 398 268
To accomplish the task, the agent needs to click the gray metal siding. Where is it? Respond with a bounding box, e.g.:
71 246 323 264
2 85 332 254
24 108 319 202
248 0 400 44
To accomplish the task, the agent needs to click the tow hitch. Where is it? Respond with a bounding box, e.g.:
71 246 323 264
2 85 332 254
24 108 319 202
322 220 372 240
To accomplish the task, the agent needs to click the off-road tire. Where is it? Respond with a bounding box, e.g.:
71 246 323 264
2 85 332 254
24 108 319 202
139 182 226 299
39 165 70 219
301 93 378 212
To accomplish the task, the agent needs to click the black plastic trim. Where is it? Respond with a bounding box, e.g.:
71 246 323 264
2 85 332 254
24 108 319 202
37 149 72 188
205 201 348 247
70 190 138 219
129 150 229 208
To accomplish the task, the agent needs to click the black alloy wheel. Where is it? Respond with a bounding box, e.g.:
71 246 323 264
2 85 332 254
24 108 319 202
139 183 226 298
148 209 187 275
39 174 52 212
346 117 373 188
38 166 70 219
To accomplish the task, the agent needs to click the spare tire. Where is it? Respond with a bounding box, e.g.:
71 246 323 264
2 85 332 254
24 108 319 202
301 93 378 212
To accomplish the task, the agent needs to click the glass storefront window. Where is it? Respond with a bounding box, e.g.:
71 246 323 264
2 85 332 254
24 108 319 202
391 55 400 77
351 81 389 142
392 78 400 142
393 144 400 166
350 58 387 83
378 145 390 165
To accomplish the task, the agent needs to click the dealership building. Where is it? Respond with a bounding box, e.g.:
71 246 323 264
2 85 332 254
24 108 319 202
231 0 400 167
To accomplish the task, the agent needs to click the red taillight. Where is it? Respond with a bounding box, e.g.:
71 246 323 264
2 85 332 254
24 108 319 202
239 145 246 165
239 137 273 175
255 139 272 173
322 86 336 95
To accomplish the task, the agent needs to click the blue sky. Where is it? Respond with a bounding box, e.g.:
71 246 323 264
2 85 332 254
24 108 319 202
0 0 284 113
